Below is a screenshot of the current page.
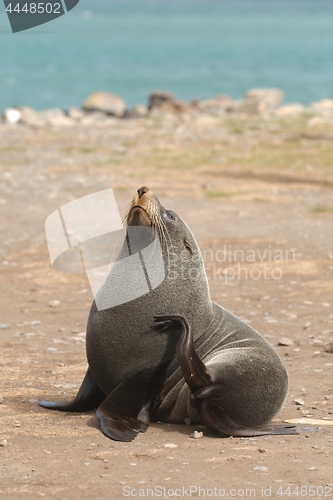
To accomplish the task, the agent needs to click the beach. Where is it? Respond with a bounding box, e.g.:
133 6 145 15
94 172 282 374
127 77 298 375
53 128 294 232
0 90 333 497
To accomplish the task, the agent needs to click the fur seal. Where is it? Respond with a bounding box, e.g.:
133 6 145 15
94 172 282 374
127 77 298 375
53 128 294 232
39 186 297 441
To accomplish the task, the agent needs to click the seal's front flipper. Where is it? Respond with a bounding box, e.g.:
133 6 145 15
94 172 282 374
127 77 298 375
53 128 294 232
38 367 106 412
96 363 169 442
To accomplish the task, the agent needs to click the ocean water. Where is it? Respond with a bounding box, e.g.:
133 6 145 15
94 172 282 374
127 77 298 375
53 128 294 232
1 0 333 111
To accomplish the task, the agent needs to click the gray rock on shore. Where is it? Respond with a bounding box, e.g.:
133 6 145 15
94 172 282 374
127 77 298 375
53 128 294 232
309 99 333 117
241 88 284 115
275 103 306 117
148 91 175 110
82 91 126 117
39 108 73 127
196 94 236 115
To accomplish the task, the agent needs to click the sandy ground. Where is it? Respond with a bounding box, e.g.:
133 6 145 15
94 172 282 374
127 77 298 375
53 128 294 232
0 117 333 499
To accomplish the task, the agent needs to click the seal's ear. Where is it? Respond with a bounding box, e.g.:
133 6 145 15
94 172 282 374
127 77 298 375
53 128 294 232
181 240 193 260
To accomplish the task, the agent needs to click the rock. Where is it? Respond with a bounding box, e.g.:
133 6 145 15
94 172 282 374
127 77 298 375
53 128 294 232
309 99 333 117
324 342 333 353
275 103 306 117
189 431 203 439
18 106 44 127
131 104 148 117
196 94 234 115
293 398 305 406
2 108 21 124
82 91 126 117
278 336 294 346
184 418 191 426
49 300 61 308
242 88 284 115
0 440 8 447
307 116 333 127
39 108 73 127
253 465 269 472
0 324 9 330
67 107 85 120
163 443 178 448
148 91 175 110
0 395 4 404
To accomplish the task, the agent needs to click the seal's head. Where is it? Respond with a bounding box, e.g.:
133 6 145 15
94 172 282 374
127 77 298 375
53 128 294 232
126 186 200 266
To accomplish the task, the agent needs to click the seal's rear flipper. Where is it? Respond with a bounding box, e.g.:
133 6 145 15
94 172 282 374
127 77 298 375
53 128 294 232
95 363 169 442
153 315 298 438
198 399 298 437
38 368 106 412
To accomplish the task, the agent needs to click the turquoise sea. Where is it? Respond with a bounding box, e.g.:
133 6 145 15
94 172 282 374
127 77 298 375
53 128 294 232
1 0 333 111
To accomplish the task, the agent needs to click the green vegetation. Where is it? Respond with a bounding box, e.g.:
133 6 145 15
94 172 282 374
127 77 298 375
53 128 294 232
310 205 333 214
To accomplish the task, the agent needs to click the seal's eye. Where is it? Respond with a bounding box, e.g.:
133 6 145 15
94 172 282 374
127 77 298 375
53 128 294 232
165 211 176 221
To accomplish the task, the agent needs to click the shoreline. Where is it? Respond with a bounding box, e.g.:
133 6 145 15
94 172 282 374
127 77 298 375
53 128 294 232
2 88 333 128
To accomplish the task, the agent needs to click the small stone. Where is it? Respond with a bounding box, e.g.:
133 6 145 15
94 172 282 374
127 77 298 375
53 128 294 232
0 324 9 330
184 418 191 426
293 398 305 406
324 342 333 353
253 465 269 472
0 440 8 447
258 448 266 453
278 337 294 346
189 431 203 439
0 396 4 404
49 300 61 308
306 466 318 471
163 443 178 448
312 339 323 346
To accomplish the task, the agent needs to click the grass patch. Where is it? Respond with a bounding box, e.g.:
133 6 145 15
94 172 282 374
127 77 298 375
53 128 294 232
310 205 333 214
204 190 247 198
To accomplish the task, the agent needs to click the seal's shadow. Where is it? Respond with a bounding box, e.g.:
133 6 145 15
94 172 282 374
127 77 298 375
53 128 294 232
86 415 218 439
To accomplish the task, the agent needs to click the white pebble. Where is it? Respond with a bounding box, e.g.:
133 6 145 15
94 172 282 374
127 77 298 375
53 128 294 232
49 300 61 308
189 431 203 439
278 337 294 346
163 443 178 448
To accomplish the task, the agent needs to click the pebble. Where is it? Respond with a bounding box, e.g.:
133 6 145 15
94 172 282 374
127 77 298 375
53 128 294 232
184 418 191 426
49 300 61 308
278 337 294 346
253 465 269 472
306 466 318 471
258 448 266 453
293 398 305 405
0 440 8 447
0 395 4 404
312 339 323 346
324 342 333 353
189 431 203 439
0 324 9 330
163 443 178 448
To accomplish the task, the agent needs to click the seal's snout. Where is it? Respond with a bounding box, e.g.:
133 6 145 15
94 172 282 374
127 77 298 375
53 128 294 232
137 186 148 198
127 186 155 226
